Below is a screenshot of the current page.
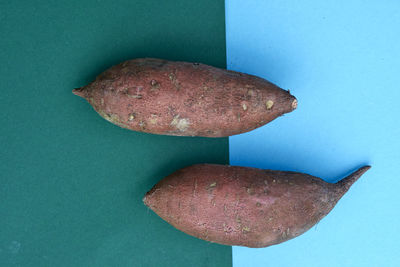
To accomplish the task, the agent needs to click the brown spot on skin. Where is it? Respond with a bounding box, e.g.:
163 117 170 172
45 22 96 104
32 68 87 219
256 202 262 207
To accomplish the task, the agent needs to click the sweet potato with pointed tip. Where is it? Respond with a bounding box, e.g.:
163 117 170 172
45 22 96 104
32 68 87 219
73 58 297 137
143 164 370 248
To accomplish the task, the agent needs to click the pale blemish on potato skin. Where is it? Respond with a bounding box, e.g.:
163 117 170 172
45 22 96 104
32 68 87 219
149 114 158 125
170 115 190 132
126 87 143 99
246 187 255 195
168 73 181 91
266 100 274 110
242 226 251 233
139 120 146 129
150 79 160 91
97 110 127 128
150 79 158 86
128 113 135 121
211 199 216 206
223 223 234 234
209 182 217 188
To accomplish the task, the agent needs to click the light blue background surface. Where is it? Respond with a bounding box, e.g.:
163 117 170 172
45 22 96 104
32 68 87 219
226 1 400 266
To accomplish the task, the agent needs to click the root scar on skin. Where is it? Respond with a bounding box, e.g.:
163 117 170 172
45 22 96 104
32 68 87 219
192 178 198 198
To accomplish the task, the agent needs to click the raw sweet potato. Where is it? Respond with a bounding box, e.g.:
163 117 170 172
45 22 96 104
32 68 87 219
143 164 370 248
73 58 297 137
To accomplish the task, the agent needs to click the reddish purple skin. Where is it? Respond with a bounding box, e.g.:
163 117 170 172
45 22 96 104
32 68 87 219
143 164 370 248
73 58 297 137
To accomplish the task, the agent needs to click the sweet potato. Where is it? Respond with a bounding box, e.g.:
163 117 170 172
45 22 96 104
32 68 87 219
143 164 370 248
73 58 297 137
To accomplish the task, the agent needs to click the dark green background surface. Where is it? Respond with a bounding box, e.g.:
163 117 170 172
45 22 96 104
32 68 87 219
0 1 230 266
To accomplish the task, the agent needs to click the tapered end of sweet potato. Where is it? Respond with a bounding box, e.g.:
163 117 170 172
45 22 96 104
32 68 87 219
142 195 149 206
72 87 87 98
143 188 156 208
280 92 297 114
335 165 371 196
291 98 298 110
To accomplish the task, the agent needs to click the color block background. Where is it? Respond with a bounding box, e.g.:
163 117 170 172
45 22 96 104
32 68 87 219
226 1 400 267
0 1 230 266
2 0 400 266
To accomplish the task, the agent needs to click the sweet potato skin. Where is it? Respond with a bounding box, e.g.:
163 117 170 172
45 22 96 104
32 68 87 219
73 58 297 137
143 164 370 248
